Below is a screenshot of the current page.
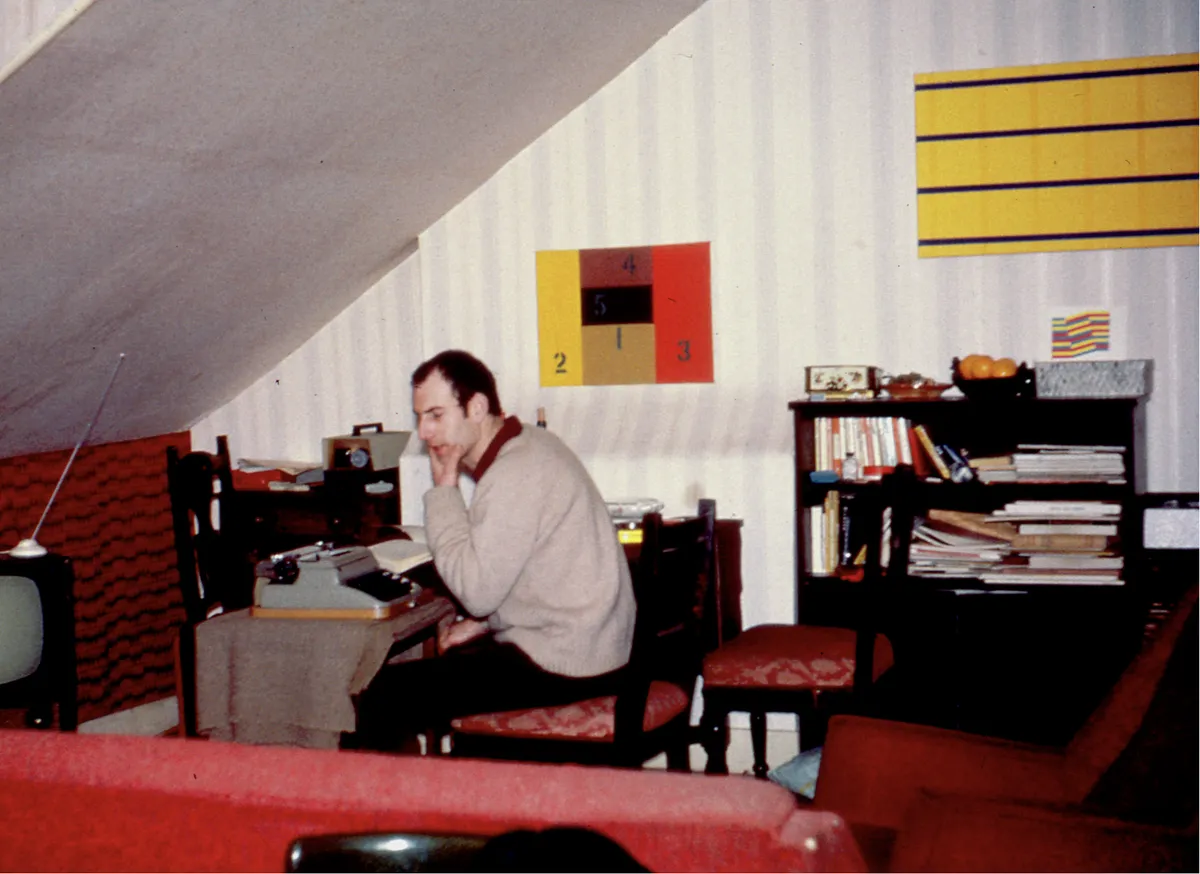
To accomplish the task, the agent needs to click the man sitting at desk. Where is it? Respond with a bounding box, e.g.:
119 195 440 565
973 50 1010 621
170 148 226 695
355 350 635 751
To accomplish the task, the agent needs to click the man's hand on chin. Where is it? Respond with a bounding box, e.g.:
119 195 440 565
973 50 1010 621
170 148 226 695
430 443 466 487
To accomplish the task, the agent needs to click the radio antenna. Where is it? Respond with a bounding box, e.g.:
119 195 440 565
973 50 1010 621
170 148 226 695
10 353 126 559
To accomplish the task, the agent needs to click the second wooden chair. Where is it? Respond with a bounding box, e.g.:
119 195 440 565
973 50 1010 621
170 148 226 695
699 470 915 777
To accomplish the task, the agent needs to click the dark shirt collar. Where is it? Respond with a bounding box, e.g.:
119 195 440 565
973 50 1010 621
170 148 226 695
471 415 523 481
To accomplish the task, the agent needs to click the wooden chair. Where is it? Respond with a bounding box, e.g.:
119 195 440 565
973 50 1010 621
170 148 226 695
166 435 255 736
449 500 717 770
700 469 915 778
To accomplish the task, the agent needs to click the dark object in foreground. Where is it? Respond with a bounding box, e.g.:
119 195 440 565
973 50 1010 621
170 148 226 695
286 826 649 872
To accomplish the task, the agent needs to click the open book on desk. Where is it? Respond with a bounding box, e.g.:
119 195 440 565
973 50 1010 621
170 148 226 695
369 539 434 574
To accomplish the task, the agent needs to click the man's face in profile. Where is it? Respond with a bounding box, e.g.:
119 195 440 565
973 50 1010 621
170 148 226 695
413 370 483 467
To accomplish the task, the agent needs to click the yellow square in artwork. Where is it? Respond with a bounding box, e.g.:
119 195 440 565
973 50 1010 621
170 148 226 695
582 324 656 385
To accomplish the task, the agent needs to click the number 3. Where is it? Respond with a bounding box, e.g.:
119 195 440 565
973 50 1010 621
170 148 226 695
677 339 691 362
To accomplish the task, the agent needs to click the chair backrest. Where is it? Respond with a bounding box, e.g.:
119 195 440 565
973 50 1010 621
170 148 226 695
850 466 917 706
1064 583 1199 812
613 500 717 748
166 435 251 624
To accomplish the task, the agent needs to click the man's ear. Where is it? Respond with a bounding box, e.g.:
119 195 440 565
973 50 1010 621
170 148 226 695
466 392 488 422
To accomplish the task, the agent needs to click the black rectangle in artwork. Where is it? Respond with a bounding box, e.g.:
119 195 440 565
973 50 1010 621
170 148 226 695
581 286 653 325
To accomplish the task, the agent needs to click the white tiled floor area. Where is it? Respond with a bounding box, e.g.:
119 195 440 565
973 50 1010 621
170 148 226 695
643 727 801 776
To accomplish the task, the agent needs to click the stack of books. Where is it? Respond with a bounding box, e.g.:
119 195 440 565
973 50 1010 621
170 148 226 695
904 503 1124 586
907 508 1014 578
909 526 1010 577
967 444 1126 485
979 500 1123 585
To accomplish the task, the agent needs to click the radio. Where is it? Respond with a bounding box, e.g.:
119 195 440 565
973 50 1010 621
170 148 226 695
323 423 410 472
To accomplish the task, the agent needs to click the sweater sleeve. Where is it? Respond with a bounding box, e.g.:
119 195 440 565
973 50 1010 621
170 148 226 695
422 469 540 618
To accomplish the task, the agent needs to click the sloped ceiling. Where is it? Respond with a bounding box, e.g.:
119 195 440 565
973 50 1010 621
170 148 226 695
0 0 703 459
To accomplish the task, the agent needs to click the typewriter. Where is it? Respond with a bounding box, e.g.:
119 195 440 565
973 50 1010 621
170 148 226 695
253 540 438 618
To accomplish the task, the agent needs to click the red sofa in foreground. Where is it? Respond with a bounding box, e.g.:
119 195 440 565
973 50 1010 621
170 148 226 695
0 729 864 872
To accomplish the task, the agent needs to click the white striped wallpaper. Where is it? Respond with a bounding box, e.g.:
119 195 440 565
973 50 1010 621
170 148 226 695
195 0 1199 632
1 0 83 79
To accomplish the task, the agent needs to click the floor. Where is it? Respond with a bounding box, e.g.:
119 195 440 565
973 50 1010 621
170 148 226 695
0 699 802 779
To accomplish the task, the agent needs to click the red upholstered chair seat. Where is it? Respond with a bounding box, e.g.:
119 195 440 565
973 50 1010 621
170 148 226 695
703 624 894 690
451 681 690 742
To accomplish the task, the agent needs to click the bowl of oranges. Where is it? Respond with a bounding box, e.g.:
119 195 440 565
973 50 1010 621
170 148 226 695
952 355 1035 402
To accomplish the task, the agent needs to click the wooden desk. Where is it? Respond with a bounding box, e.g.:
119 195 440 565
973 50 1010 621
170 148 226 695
194 594 455 749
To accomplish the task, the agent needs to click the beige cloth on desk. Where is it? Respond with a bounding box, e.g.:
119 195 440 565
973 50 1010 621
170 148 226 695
195 600 454 749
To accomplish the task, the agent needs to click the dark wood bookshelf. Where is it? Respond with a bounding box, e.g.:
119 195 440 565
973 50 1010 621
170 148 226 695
789 395 1148 745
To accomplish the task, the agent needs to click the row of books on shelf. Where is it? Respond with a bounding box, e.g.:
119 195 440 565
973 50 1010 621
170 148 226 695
812 416 914 479
804 490 892 577
812 415 1128 485
807 498 1125 586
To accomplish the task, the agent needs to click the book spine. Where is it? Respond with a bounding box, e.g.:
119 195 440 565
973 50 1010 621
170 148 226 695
913 424 951 479
824 490 840 575
907 423 932 478
830 417 843 478
1010 533 1111 551
1018 523 1118 535
895 417 914 466
807 505 824 574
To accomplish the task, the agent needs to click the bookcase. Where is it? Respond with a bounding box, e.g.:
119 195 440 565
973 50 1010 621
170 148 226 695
789 396 1147 744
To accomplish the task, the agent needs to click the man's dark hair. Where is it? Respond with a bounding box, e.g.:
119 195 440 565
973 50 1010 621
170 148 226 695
412 349 502 415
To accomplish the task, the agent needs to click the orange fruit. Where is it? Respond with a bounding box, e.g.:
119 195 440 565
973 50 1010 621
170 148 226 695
971 356 995 379
958 355 982 379
991 357 1018 378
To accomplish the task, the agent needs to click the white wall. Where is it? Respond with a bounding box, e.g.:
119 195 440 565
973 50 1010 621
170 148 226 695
195 0 1200 632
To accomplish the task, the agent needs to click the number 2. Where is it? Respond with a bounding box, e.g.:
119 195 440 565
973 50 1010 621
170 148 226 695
554 351 567 374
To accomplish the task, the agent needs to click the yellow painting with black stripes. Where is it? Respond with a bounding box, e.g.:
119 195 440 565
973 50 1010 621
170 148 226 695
915 53 1199 257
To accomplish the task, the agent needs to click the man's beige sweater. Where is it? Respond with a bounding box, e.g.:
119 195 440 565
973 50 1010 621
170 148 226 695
424 424 635 677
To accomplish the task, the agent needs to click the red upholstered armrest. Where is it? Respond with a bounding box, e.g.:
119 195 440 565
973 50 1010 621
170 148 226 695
813 715 1069 831
889 791 1198 873
0 730 865 873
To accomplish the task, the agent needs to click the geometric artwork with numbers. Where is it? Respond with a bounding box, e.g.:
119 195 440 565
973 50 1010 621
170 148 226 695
536 242 712 386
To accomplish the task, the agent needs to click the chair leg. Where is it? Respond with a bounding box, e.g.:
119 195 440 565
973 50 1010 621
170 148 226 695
665 740 691 772
750 710 769 779
701 704 730 775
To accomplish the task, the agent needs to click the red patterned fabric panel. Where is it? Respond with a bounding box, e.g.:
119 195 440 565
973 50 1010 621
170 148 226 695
0 432 191 723
701 623 895 690
450 680 690 741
